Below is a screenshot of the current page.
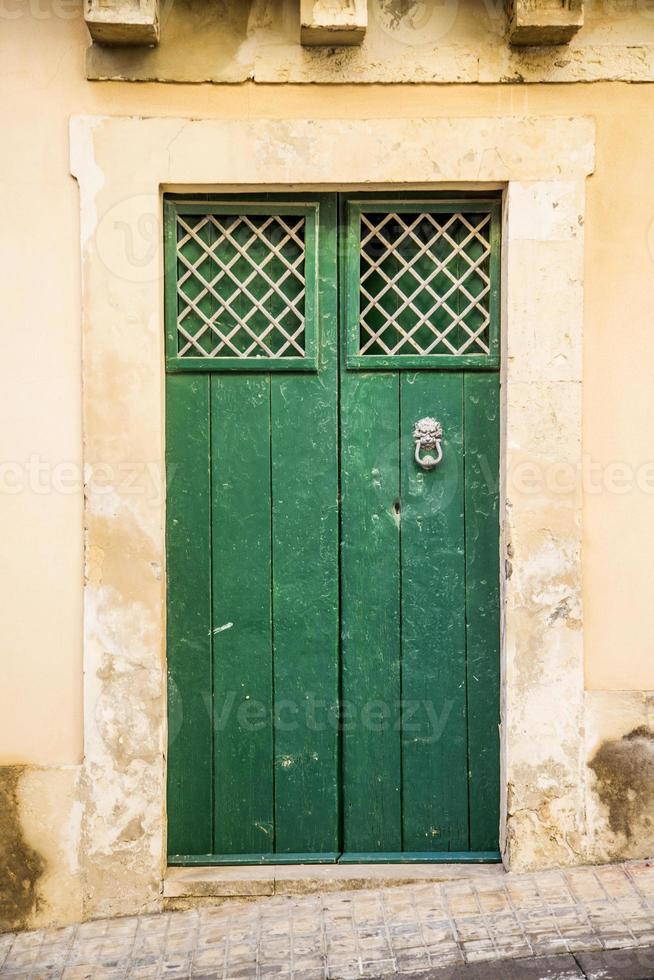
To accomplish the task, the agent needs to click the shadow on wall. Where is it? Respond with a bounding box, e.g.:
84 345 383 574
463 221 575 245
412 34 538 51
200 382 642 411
0 768 45 933
589 727 654 850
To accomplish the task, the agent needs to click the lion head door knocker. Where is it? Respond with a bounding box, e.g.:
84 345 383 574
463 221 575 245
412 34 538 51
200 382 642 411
413 417 443 471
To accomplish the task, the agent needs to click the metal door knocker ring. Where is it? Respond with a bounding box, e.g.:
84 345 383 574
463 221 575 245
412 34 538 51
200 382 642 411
413 417 443 471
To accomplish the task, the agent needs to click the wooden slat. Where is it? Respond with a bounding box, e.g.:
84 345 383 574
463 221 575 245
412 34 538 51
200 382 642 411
464 372 501 851
168 853 340 866
400 372 469 852
211 374 274 855
271 194 339 854
340 371 402 852
270 378 339 853
338 851 501 864
166 373 213 856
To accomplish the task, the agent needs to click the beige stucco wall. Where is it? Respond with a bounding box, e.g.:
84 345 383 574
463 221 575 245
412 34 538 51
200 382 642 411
1 2 654 935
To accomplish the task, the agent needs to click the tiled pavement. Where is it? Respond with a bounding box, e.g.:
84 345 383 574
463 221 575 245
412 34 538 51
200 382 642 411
1 862 654 979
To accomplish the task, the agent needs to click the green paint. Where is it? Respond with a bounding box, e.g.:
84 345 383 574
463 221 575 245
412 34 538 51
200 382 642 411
165 200 320 373
211 374 273 854
166 373 212 856
168 853 341 866
338 851 502 864
340 370 402 852
400 372 468 851
270 193 339 853
465 372 501 851
166 194 501 863
344 198 501 372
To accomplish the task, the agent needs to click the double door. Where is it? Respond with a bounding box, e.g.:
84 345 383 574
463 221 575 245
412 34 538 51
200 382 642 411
165 193 501 863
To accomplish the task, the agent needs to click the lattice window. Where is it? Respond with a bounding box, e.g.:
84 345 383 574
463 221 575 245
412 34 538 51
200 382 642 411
174 211 308 360
357 210 493 358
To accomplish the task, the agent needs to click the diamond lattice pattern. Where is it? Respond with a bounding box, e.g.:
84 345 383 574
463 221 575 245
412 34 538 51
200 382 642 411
176 213 306 358
359 211 492 356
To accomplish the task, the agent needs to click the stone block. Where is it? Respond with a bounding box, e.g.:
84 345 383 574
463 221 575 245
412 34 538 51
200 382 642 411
508 0 583 46
85 0 159 46
300 0 367 46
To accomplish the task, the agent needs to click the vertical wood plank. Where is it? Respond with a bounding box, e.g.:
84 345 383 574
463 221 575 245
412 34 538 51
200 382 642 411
271 194 339 854
400 372 469 852
464 372 501 851
166 373 213 856
211 374 274 855
340 372 402 852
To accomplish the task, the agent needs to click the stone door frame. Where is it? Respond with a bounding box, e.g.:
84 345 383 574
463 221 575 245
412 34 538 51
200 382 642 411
70 115 594 917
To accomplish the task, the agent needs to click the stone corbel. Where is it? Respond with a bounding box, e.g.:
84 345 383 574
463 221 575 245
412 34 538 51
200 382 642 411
84 0 159 46
300 0 367 46
508 0 583 45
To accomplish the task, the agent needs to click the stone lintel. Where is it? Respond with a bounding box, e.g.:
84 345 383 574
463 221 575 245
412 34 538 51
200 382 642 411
300 0 367 46
84 0 159 46
508 0 583 46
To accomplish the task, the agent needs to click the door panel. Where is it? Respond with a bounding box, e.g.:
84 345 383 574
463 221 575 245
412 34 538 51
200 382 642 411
340 371 402 853
399 372 469 852
211 374 273 855
339 369 491 855
270 366 340 854
269 194 339 853
339 195 501 859
167 194 339 861
464 372 501 851
166 373 213 857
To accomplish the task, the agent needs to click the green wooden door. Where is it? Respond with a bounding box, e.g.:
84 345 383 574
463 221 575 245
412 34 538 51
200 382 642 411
165 193 500 865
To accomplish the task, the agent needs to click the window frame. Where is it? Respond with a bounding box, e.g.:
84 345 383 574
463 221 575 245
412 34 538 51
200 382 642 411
343 197 501 372
164 197 320 373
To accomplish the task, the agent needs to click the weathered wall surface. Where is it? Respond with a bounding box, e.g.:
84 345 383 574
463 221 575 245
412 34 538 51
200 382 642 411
0 767 82 933
1 2 654 931
86 0 654 83
585 693 654 862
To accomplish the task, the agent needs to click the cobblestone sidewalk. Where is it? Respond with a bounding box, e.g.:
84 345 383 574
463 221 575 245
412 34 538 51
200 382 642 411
1 862 654 979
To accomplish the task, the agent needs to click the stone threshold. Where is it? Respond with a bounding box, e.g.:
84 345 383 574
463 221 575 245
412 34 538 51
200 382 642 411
164 862 505 906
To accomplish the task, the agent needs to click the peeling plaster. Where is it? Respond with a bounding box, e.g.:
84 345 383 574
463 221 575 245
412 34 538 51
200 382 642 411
69 116 107 252
85 0 654 84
